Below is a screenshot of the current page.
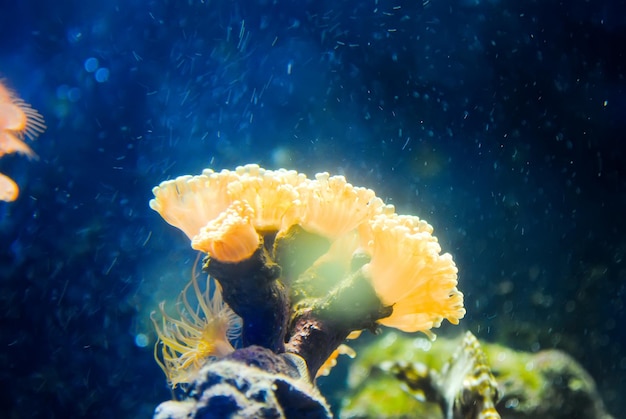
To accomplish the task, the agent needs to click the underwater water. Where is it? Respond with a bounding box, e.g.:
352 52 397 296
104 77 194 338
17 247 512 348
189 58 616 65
0 0 624 417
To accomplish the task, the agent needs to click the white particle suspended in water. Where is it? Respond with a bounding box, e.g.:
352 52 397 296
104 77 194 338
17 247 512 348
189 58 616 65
135 333 149 348
84 57 99 72
95 67 110 83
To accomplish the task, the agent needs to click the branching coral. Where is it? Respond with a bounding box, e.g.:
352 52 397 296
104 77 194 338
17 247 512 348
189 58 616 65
149 164 466 415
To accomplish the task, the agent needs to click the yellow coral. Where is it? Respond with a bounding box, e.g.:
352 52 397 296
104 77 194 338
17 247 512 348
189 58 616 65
149 164 465 338
228 164 305 231
361 213 465 335
149 164 308 259
149 169 237 240
149 165 387 252
288 172 385 239
191 200 260 263
152 266 242 386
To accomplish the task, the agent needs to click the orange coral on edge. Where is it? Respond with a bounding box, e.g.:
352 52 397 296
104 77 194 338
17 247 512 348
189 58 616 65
0 81 46 202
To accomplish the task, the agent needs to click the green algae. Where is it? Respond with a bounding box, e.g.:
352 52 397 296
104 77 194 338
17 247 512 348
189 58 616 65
340 332 614 419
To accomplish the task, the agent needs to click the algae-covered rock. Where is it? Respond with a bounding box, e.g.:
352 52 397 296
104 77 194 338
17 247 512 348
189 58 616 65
487 347 613 419
341 369 442 418
155 346 331 419
340 332 613 419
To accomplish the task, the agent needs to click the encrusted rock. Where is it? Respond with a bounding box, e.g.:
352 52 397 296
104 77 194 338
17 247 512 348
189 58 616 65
154 346 331 419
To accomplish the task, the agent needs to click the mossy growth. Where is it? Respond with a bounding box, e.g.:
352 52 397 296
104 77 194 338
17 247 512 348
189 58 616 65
340 331 613 419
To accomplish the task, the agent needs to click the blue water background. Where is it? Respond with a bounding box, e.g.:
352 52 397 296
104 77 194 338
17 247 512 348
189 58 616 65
0 0 624 417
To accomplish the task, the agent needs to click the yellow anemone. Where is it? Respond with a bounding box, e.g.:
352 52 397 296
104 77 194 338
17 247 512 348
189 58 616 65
152 270 242 386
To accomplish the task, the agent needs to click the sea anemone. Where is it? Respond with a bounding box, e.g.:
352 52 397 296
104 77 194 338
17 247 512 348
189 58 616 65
152 266 243 386
0 81 46 159
361 212 465 336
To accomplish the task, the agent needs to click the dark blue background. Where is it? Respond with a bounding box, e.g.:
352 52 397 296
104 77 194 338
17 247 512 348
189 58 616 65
1 0 624 417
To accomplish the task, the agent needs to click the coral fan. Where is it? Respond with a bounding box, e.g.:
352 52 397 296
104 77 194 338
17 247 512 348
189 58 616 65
149 164 465 417
0 81 46 202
